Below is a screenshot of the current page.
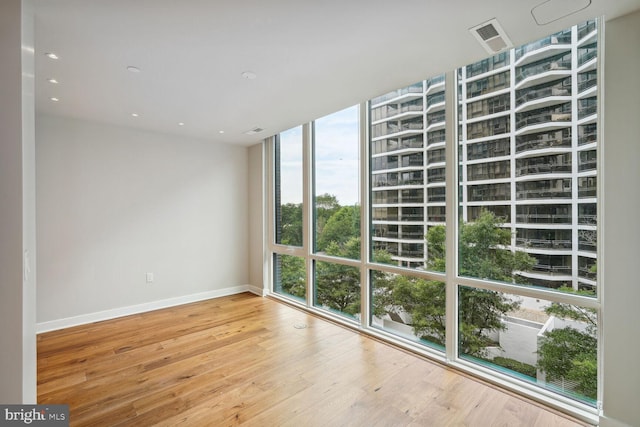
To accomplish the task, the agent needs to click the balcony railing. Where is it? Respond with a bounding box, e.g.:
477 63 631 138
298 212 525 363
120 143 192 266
578 266 597 280
578 76 598 92
400 249 424 257
516 60 571 83
531 264 572 275
426 75 445 89
515 33 572 60
428 154 446 164
578 214 597 225
427 132 445 146
372 197 399 204
578 21 597 40
427 93 445 107
579 187 597 198
516 163 571 176
372 215 398 221
516 238 572 249
400 196 423 204
516 111 571 130
401 214 424 221
516 85 570 106
516 213 571 224
578 48 597 66
516 189 572 200
579 158 597 172
400 232 425 240
468 171 510 181
578 104 597 120
371 83 423 105
427 112 445 126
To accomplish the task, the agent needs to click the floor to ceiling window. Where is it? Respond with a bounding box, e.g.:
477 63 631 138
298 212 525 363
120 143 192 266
267 18 601 422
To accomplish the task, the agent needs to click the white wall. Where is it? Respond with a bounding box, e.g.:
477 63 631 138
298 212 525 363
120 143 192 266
0 0 37 404
601 9 640 427
36 115 249 326
248 143 265 293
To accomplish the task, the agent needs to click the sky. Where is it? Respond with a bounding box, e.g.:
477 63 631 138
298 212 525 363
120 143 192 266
279 105 360 206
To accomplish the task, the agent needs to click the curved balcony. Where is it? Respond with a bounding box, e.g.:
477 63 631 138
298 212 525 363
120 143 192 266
427 92 445 109
516 213 571 225
578 124 597 146
516 79 571 108
578 71 597 93
427 130 445 147
578 20 597 42
516 179 572 200
515 31 572 63
516 238 572 250
578 98 597 120
516 55 571 86
516 104 571 131
465 52 509 79
371 82 423 106
372 103 423 123
578 44 597 67
529 264 572 276
425 75 445 94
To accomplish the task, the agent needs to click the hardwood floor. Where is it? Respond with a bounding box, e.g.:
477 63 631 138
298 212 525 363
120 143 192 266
38 293 588 426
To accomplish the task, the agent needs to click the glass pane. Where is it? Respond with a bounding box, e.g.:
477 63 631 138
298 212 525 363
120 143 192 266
458 20 598 295
275 126 303 246
369 75 446 271
458 285 597 406
314 106 360 260
370 269 445 351
314 261 360 320
273 253 306 301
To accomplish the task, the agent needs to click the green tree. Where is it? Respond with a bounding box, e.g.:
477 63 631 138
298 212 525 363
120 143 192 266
315 193 341 240
537 286 598 399
459 210 535 282
316 205 360 252
278 203 303 246
276 254 305 298
315 238 362 316
378 210 535 357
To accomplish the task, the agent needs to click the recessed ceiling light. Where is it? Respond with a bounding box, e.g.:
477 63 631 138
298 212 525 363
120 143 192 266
241 71 257 80
45 53 59 60
178 122 185 126
219 130 225 134
50 97 59 102
47 78 59 84
127 66 141 73
131 113 139 117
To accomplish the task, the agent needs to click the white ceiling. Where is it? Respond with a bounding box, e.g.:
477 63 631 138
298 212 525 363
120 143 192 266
34 0 640 146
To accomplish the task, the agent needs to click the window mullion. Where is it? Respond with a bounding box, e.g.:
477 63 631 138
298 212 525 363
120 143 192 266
445 69 459 363
303 122 313 308
360 102 370 329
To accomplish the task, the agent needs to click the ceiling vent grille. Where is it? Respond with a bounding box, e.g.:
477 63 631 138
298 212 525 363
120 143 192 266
470 18 513 54
244 127 264 135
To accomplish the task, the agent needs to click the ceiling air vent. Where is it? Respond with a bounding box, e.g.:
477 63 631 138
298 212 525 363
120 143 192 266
470 18 513 54
244 127 264 135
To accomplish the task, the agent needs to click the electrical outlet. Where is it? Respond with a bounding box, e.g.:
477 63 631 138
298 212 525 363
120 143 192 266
146 272 154 283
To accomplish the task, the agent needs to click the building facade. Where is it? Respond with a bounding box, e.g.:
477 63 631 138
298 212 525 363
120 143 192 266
370 19 598 291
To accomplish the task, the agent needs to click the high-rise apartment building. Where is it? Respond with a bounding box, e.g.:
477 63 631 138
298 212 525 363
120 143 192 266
370 20 598 291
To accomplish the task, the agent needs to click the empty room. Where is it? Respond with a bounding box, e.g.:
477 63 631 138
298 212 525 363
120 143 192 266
2 0 640 425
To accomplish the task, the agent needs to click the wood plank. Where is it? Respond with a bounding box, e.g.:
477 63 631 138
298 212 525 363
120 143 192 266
37 293 589 426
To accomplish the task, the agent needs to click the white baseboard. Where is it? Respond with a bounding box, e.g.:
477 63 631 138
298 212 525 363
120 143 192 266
36 285 265 334
246 284 267 296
